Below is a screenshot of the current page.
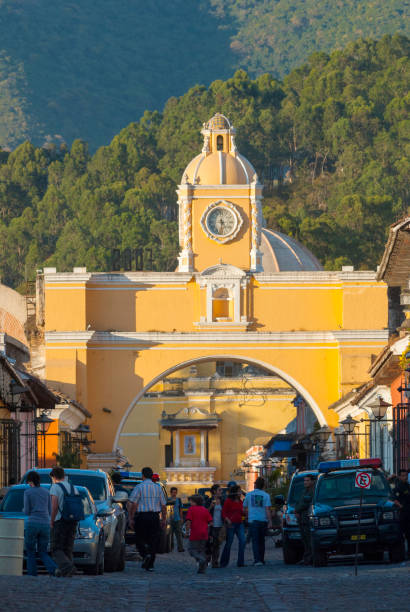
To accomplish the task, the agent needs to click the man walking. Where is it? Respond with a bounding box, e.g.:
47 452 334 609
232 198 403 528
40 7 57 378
294 474 315 565
243 477 272 566
169 487 184 552
206 484 224 567
393 469 410 555
50 466 79 577
128 466 167 571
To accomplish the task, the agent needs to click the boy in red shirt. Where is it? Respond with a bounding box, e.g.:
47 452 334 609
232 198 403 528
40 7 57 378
185 494 212 573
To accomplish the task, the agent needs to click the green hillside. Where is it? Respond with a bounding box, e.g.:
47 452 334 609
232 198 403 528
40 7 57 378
0 36 408 291
211 0 409 76
0 0 408 149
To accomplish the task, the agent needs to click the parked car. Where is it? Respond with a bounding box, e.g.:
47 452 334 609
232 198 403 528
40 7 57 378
0 484 105 575
309 458 404 566
282 470 318 564
21 468 127 572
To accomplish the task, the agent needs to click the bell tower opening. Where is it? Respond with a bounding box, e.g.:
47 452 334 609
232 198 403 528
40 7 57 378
216 135 224 151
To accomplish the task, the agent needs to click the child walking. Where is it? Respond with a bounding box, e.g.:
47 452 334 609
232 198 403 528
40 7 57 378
185 495 212 574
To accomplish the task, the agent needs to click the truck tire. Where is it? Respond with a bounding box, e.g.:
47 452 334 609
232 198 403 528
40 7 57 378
104 530 121 572
282 539 303 564
389 540 405 563
363 550 384 562
312 544 328 567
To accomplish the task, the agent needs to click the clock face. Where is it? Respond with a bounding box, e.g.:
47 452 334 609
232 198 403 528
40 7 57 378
200 200 243 243
206 206 236 236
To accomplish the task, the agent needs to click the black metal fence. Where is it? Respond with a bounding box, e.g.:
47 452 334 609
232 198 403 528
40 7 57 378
0 419 21 487
393 402 410 473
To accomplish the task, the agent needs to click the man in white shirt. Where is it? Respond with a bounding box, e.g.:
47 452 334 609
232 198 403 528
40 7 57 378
243 477 272 566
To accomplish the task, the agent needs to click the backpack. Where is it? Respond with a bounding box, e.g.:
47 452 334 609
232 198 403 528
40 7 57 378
57 482 85 522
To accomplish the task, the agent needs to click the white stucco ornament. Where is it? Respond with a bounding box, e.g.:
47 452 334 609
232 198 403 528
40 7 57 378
200 200 243 244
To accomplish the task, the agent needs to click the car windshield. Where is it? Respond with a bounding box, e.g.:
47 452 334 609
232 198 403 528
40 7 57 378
67 475 106 501
316 471 390 506
0 487 93 515
120 481 141 494
288 476 317 505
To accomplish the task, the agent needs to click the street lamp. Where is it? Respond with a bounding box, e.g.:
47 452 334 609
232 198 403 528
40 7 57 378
367 396 391 421
341 415 358 434
34 411 53 467
316 425 331 445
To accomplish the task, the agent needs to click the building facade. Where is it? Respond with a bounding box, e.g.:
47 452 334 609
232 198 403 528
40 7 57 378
39 114 388 490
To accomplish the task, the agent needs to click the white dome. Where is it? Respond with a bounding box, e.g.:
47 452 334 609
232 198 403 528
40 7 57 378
260 228 323 272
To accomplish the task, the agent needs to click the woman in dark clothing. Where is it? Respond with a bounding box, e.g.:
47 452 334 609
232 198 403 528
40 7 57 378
23 471 59 576
220 485 245 567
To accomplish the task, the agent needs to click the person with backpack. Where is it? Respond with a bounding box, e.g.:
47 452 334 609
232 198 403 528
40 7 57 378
50 466 83 577
23 470 60 577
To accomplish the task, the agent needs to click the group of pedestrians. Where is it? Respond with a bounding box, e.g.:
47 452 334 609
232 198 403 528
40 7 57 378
128 467 275 574
23 466 80 577
184 477 272 573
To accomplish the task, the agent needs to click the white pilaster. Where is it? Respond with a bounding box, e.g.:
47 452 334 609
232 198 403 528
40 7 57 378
175 431 180 466
200 431 205 466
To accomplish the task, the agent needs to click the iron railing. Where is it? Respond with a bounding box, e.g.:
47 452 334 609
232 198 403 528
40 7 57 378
0 419 21 487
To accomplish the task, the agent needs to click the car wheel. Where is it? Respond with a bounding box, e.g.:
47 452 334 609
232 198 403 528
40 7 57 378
116 540 126 571
104 530 121 572
282 539 303 564
389 540 405 563
83 535 105 575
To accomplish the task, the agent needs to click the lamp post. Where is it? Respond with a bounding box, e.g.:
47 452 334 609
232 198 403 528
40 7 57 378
301 436 314 468
73 424 94 465
340 415 358 458
367 397 391 421
33 412 53 468
314 426 332 463
365 397 392 463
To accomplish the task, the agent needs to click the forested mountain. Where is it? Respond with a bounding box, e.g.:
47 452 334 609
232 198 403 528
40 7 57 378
0 36 408 291
0 0 408 149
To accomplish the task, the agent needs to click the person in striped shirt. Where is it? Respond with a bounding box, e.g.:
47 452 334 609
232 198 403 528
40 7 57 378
128 466 167 571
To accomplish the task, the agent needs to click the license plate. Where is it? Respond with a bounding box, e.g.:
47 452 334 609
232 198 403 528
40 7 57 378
350 534 366 541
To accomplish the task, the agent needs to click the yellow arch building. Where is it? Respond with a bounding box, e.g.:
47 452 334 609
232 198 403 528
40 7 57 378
41 114 388 488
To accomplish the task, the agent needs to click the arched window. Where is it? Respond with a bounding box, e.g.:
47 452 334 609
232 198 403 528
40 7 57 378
212 287 233 321
216 135 224 151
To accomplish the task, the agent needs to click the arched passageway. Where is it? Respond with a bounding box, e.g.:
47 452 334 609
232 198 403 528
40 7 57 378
114 355 324 489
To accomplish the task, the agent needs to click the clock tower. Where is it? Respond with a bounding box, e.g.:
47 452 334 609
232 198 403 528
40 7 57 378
177 114 263 273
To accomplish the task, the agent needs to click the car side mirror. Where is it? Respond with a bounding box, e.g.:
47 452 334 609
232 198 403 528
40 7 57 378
113 491 128 503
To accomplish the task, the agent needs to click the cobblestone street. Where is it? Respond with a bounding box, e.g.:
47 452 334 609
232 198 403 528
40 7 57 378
1 539 410 611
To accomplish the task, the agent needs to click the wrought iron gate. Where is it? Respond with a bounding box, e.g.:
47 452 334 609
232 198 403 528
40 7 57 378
393 402 410 473
0 419 21 488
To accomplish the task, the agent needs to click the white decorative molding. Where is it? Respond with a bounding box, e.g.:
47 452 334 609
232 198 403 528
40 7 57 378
163 466 216 485
45 272 193 285
197 264 248 324
200 200 243 244
45 329 390 345
177 195 194 272
254 271 380 282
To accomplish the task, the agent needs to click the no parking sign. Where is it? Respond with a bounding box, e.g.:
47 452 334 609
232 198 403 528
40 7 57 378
355 471 372 489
